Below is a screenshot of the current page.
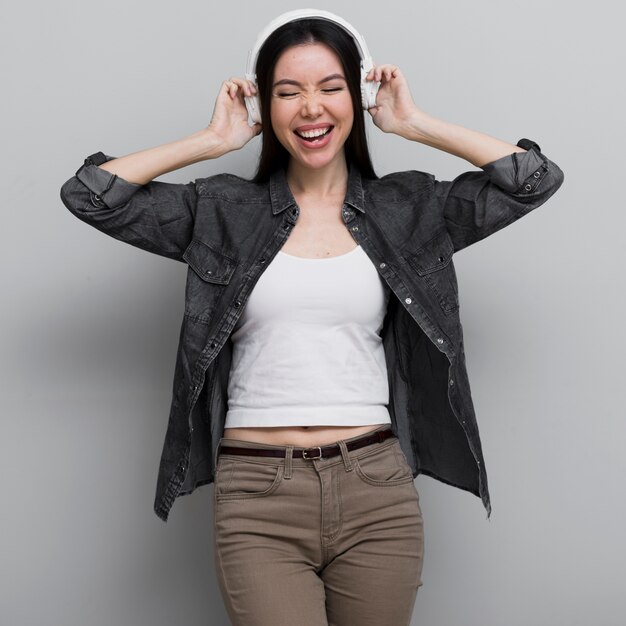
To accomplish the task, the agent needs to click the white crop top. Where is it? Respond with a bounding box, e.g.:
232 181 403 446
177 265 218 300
224 244 392 427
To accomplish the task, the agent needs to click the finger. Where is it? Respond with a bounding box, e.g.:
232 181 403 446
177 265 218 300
367 67 381 82
367 65 400 82
245 80 258 96
228 77 257 97
372 65 399 82
223 80 237 99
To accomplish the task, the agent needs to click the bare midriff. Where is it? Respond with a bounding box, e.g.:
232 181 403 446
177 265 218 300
222 196 389 447
222 424 389 447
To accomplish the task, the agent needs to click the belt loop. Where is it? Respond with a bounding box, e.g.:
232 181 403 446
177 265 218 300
284 445 294 479
337 440 353 472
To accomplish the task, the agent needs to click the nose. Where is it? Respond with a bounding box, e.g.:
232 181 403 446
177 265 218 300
300 91 323 118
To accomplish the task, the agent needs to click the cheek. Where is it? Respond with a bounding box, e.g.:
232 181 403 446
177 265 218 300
269 115 293 151
339 98 355 126
341 112 355 134
270 109 289 137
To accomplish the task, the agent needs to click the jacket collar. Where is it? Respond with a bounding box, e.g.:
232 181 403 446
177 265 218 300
269 162 365 215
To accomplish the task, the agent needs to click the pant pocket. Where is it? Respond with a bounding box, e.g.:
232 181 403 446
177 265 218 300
353 441 415 487
215 458 284 501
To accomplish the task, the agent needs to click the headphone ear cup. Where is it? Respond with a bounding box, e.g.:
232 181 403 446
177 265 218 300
244 93 262 125
360 79 379 110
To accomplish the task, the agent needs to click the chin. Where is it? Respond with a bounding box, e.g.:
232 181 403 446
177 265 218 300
295 155 338 169
287 146 347 171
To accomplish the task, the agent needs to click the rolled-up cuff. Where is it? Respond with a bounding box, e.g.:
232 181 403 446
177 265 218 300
75 152 142 209
480 138 548 195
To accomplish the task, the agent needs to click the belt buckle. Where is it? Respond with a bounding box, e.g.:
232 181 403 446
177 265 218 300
302 446 323 460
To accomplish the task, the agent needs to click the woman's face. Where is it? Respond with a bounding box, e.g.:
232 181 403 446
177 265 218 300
269 42 354 172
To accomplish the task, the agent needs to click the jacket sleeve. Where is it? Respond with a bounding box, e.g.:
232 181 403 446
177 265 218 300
432 139 565 254
60 152 198 262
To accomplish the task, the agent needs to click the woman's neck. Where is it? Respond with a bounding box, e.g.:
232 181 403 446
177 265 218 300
286 157 349 201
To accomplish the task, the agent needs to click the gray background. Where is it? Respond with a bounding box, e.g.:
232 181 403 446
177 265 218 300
2 1 624 625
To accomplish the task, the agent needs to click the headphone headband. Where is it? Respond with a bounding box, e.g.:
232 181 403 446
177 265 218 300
245 8 374 84
243 8 378 124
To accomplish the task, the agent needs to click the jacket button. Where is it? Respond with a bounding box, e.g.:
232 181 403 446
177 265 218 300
260 258 266 264
283 223 291 230
210 342 216 349
405 297 412 304
351 226 359 232
449 379 454 386
437 338 444 344
533 171 541 178
379 263 386 269
234 301 241 308
524 183 532 191
438 256 444 262
94 194 102 202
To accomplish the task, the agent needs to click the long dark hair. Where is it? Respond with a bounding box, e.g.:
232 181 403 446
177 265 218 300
251 18 378 183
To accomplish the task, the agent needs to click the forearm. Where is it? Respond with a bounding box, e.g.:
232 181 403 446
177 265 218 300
401 109 526 168
97 128 228 185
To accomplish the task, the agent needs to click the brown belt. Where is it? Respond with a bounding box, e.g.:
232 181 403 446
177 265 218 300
218 427 395 460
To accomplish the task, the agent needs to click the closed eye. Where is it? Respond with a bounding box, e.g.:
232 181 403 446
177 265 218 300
275 87 345 98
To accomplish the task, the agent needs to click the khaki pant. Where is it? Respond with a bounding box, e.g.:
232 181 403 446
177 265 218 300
213 425 425 625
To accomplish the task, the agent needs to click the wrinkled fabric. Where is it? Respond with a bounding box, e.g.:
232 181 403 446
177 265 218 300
60 139 564 522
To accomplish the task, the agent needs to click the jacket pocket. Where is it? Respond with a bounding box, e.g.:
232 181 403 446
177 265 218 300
182 239 237 324
405 229 459 314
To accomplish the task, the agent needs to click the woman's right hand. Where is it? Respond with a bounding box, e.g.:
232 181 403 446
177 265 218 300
206 77 263 154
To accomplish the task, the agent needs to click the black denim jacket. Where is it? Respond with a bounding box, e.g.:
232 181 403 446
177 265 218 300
60 138 564 522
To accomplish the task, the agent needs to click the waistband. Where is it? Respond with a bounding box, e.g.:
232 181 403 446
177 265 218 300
217 425 395 461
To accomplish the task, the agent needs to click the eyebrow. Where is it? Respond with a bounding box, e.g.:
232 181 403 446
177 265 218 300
272 73 346 88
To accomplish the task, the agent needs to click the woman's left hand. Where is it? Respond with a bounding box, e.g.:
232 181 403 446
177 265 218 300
365 65 419 136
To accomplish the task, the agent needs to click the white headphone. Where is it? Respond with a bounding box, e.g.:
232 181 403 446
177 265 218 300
244 8 379 125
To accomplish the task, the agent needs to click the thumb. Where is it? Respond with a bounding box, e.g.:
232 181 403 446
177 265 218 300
252 123 263 135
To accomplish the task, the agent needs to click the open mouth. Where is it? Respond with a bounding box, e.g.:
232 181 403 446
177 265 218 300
294 126 334 143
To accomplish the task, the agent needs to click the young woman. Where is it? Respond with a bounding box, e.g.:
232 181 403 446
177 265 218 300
60 10 564 626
